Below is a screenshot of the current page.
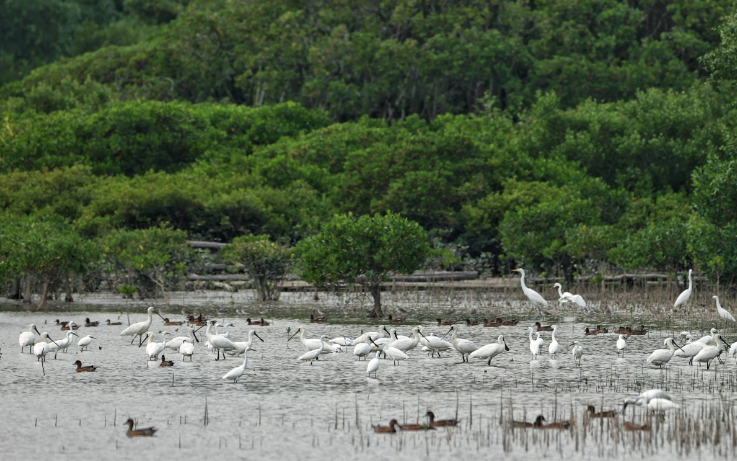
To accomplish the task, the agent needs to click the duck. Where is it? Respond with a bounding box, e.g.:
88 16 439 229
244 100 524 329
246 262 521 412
511 415 546 428
534 321 553 332
60 322 80 331
436 319 453 326
73 360 97 372
483 318 502 327
400 423 435 431
84 318 99 327
425 411 458 428
187 315 206 326
595 325 608 334
106 319 122 326
162 318 183 326
124 418 157 437
624 422 651 431
388 315 404 323
614 326 631 334
466 319 479 326
159 355 174 367
586 405 617 418
373 419 400 433
584 327 598 336
55 320 69 327
246 318 269 326
310 313 328 323
500 319 519 326
628 325 648 336
543 420 571 429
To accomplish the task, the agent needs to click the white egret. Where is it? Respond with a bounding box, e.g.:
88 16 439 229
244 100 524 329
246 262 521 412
297 335 328 365
469 335 509 365
19 324 40 353
673 334 703 364
222 347 252 382
693 333 728 370
179 339 195 361
418 326 453 357
512 268 547 314
673 269 692 308
77 335 95 352
647 338 683 368
616 335 627 356
553 283 586 307
228 330 264 356
548 325 559 355
120 306 156 345
367 351 380 377
529 327 542 359
713 295 736 322
570 341 583 366
447 325 477 362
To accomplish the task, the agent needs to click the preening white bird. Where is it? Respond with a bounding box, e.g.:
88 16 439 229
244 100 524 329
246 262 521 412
387 327 422 352
120 306 156 345
570 341 583 365
418 326 453 357
367 351 381 378
48 330 79 358
142 331 170 361
166 326 198 351
616 335 627 356
673 334 704 365
77 335 95 352
382 342 409 365
19 324 40 353
512 268 547 314
529 327 542 359
469 335 509 365
673 269 692 308
693 333 728 370
329 336 353 347
447 325 477 362
647 337 683 368
553 283 587 307
297 335 328 365
548 325 559 355
222 347 252 382
622 389 672 412
288 327 340 354
713 296 736 322
179 339 195 361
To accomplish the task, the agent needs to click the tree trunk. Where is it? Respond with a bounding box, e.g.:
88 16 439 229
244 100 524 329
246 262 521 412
64 275 74 302
369 284 383 318
9 277 21 299
38 281 51 310
22 277 32 303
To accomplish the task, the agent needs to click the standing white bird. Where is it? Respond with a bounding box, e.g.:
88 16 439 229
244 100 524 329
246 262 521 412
548 325 559 355
297 335 328 365
382 342 409 365
353 336 373 360
19 324 40 353
570 341 583 366
386 327 421 352
228 330 265 356
77 335 95 352
222 347 252 383
469 335 509 365
179 339 195 361
693 333 727 370
647 338 683 368
418 326 453 357
553 283 587 307
48 330 79 358
529 327 542 359
673 334 704 365
120 306 156 345
616 335 627 356
367 351 380 378
512 268 547 314
673 269 692 308
713 295 736 322
34 332 59 374
729 340 737 363
142 331 170 361
166 326 198 351
696 328 718 344
288 327 340 354
205 320 238 360
447 325 477 362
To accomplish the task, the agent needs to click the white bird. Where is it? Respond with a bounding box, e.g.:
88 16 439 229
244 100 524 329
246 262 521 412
329 336 353 347
367 351 380 377
673 334 704 364
647 338 682 368
120 306 156 345
353 336 373 360
297 335 328 365
77 335 95 352
386 327 421 352
166 326 198 351
713 295 736 322
448 325 477 362
142 331 170 361
548 325 559 355
418 326 453 357
512 268 547 314
288 327 340 354
696 328 718 345
570 341 583 365
19 324 40 353
644 398 680 413
616 334 627 356
469 335 509 365
382 342 409 365
553 283 586 307
48 330 79 358
34 332 59 374
529 327 542 359
728 340 737 363
222 347 252 382
179 339 195 361
622 389 672 412
228 330 265 356
205 321 238 360
673 269 692 308
693 333 727 370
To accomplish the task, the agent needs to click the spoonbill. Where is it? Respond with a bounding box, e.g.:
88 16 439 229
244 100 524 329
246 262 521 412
553 283 586 307
223 346 252 382
367 351 380 377
570 341 583 366
512 268 547 315
120 307 156 345
19 324 40 353
673 334 703 364
228 330 264 356
77 335 95 352
353 336 374 360
34 332 59 374
48 330 79 358
673 269 692 308
548 325 559 355
142 332 170 361
713 295 736 322
179 339 195 361
696 328 718 344
616 335 627 356
166 326 198 351
647 338 683 368
447 325 477 362
693 333 728 370
382 342 409 366
418 326 453 357
288 327 340 354
469 335 509 365
622 389 672 412
386 327 421 352
297 335 328 365
205 320 238 360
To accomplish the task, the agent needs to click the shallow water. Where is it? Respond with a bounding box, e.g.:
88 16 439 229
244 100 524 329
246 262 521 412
2 309 737 460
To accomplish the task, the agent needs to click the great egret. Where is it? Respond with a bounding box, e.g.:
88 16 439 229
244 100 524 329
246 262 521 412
713 295 736 322
553 283 586 307
469 335 509 365
673 269 692 308
512 268 547 314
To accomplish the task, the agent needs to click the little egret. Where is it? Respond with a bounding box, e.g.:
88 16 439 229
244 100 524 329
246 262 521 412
713 295 736 322
549 325 559 355
673 269 692 308
223 347 252 382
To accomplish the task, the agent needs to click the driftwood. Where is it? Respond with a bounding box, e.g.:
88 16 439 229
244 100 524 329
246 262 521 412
188 241 227 250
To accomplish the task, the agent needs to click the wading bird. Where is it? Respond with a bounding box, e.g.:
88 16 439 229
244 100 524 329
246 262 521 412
647 338 683 368
18 324 40 353
469 335 509 366
223 347 252 382
513 268 547 315
674 269 693 308
120 307 156 345
553 283 586 307
713 295 736 322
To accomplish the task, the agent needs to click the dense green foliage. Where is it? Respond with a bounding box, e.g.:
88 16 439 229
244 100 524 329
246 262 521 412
4 0 737 296
223 235 293 301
